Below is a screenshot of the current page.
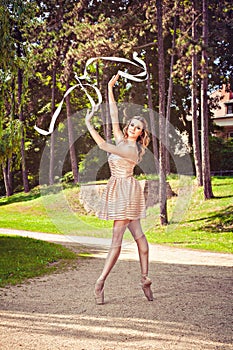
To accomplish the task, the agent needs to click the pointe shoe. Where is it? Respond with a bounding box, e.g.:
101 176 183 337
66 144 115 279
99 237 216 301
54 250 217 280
141 276 153 301
94 279 105 305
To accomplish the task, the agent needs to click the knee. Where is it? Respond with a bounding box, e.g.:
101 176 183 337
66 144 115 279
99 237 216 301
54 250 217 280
111 235 123 248
132 228 144 241
111 227 124 247
128 219 145 241
111 220 128 247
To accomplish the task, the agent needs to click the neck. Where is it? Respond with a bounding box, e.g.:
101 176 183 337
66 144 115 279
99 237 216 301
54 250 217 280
126 138 137 145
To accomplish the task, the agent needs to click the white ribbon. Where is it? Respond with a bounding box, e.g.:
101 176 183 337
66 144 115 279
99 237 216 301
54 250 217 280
34 52 147 136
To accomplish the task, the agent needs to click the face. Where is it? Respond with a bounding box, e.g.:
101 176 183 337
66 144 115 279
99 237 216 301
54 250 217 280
127 118 144 140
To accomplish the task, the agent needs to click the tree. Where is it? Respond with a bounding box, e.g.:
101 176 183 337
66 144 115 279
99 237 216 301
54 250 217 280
49 67 56 185
0 0 35 194
11 0 32 192
0 0 231 197
165 11 177 175
145 52 159 166
208 0 233 87
0 120 21 196
32 0 83 184
191 0 202 186
200 0 214 199
65 71 79 184
156 0 168 225
16 36 30 193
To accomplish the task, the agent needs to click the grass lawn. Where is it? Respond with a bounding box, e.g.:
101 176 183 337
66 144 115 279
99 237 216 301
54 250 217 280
146 176 233 253
0 176 232 253
0 235 78 288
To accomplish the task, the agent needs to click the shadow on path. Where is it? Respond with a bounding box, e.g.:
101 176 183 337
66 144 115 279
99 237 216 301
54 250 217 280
0 247 232 350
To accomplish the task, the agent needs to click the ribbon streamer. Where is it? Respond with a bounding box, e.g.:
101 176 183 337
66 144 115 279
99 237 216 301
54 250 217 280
34 52 148 136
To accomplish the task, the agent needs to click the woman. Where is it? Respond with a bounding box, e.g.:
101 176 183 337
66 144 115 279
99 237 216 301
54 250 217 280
85 74 153 304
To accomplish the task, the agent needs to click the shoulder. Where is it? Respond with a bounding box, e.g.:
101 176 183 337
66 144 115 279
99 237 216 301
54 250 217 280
116 137 125 146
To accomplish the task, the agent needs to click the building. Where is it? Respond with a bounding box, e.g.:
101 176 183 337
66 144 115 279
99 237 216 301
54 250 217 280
210 84 233 138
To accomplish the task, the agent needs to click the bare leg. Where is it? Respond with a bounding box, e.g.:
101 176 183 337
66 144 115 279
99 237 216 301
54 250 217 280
128 219 153 301
127 219 149 275
94 219 129 304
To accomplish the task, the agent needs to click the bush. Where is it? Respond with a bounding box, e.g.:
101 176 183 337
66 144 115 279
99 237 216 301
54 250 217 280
61 171 74 183
209 136 233 171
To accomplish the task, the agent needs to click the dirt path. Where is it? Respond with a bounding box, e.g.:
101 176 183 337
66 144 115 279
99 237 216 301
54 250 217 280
0 229 232 350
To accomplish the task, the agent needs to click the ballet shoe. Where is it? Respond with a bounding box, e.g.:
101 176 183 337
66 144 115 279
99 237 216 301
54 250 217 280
141 276 153 301
94 279 105 305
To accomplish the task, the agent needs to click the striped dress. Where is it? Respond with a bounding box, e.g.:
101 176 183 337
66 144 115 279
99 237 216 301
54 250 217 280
97 154 146 220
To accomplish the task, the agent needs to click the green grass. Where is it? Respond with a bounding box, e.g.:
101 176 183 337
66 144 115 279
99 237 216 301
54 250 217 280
0 235 78 288
0 186 112 235
0 177 232 253
146 176 233 253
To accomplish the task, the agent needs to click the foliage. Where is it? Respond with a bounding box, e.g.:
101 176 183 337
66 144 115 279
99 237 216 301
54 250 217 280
60 171 74 183
209 136 233 171
0 120 21 165
78 145 110 182
0 0 40 194
0 0 232 196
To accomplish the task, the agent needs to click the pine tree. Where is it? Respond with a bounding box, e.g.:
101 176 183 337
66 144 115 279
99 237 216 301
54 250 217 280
200 0 214 199
191 0 202 186
156 0 168 225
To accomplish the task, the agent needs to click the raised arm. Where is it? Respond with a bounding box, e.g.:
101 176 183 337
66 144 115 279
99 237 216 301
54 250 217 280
85 109 138 162
108 74 124 144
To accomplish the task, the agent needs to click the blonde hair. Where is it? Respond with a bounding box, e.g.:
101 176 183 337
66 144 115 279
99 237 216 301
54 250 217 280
123 116 150 161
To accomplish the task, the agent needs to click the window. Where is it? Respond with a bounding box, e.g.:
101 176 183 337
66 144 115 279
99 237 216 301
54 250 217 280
227 104 233 114
228 131 233 138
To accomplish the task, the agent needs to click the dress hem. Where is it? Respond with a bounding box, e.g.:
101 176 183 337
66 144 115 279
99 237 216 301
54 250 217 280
97 214 146 221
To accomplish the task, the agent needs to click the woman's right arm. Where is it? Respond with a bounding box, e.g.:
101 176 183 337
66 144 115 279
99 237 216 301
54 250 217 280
86 109 107 149
108 74 124 144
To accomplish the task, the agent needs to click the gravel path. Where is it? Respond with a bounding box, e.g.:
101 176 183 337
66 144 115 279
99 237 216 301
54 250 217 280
0 229 232 350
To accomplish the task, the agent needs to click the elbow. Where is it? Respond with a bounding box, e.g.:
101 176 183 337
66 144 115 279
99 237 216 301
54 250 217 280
98 141 107 151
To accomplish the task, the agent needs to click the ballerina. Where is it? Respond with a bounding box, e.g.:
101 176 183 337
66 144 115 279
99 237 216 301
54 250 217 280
85 73 153 304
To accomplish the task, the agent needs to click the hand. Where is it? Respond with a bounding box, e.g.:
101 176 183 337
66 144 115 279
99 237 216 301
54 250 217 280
108 73 120 88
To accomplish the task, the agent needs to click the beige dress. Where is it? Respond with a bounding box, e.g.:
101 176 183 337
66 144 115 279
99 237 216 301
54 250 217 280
97 153 146 220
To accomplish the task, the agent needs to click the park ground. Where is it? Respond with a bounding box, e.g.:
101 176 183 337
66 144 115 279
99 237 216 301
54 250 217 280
0 230 232 350
0 176 232 349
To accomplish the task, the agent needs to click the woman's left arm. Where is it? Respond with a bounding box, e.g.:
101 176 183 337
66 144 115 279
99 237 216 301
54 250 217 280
86 109 138 161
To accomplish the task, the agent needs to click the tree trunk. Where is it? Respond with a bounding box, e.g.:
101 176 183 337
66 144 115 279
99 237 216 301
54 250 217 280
145 55 159 169
7 158 13 196
96 63 108 140
49 67 56 185
165 14 177 175
156 0 168 225
16 27 29 193
66 80 79 184
18 65 30 193
2 162 11 197
191 0 202 186
201 0 214 199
